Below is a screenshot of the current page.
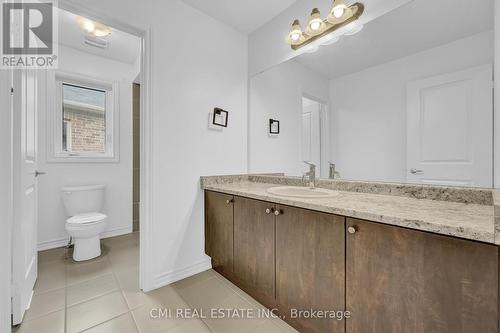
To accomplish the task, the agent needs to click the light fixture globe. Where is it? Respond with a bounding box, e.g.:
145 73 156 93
327 0 352 24
305 8 325 36
76 16 111 37
286 19 305 45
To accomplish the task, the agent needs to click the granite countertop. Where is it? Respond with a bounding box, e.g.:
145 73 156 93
201 175 497 245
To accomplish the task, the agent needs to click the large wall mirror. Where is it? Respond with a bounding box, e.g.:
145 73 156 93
249 0 494 188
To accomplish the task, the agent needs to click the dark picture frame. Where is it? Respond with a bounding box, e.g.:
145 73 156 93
269 119 280 134
212 108 229 127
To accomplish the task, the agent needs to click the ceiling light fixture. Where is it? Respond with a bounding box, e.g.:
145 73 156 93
285 1 364 50
77 16 112 38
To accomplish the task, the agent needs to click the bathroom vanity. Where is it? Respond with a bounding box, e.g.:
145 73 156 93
202 175 500 333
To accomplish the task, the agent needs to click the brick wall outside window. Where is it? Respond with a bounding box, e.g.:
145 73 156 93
64 106 106 152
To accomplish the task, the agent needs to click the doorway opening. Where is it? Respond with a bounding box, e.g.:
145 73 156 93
301 96 328 178
10 5 148 329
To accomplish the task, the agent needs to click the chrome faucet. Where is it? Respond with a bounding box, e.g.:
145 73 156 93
328 162 337 179
302 161 316 189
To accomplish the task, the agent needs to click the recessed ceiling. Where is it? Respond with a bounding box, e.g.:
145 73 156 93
58 8 141 65
295 0 494 79
181 0 299 34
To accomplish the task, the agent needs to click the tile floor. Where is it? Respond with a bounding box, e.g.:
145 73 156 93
14 232 298 333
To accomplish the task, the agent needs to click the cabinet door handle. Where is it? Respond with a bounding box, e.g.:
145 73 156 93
348 226 358 234
265 208 273 214
226 199 233 204
274 209 282 216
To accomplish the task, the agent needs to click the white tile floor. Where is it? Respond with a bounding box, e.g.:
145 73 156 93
14 232 298 333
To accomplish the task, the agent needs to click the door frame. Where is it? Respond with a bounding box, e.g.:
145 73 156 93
57 0 155 292
301 93 330 178
1 8 154 325
0 67 13 333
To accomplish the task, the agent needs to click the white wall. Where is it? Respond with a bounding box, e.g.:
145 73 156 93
329 31 494 182
248 0 412 76
495 0 500 188
0 71 13 333
59 0 248 290
249 60 329 176
37 45 138 250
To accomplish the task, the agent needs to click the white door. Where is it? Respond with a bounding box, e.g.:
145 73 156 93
407 65 493 187
301 99 322 174
11 68 40 324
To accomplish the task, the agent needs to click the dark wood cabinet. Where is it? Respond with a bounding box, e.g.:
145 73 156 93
346 218 499 333
233 196 276 304
204 191 500 333
276 205 346 333
204 191 234 274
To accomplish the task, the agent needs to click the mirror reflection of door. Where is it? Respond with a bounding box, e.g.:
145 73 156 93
406 65 493 187
301 97 323 176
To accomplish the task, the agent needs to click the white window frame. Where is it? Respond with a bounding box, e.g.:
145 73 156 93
47 71 120 163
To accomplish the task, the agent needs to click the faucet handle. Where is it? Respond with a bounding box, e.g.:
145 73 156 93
303 161 316 168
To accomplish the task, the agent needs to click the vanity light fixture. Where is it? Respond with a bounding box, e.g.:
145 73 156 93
77 16 112 37
286 1 364 50
305 8 325 36
286 20 305 46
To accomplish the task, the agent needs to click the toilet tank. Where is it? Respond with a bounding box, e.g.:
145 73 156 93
61 185 106 216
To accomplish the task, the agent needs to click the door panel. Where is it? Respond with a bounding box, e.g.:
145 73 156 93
12 69 39 324
233 197 275 302
276 206 345 333
346 218 498 333
406 65 493 187
302 100 322 175
205 191 234 274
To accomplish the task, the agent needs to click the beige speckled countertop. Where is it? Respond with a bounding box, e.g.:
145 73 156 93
201 175 497 245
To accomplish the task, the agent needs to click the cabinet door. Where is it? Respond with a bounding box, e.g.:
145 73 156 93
205 191 234 274
276 206 346 333
347 218 498 333
233 196 275 303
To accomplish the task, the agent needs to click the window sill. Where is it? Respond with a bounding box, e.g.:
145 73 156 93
47 154 120 164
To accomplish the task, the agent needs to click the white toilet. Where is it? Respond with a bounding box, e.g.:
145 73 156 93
61 185 107 261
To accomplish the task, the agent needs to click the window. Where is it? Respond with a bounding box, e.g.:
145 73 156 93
48 72 119 162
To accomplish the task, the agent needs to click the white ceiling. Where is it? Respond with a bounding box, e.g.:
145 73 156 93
58 8 141 65
181 0 299 34
295 0 494 79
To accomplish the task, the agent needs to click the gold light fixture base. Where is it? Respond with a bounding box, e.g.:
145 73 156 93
290 2 364 50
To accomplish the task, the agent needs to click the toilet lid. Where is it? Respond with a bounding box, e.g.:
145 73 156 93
67 212 107 224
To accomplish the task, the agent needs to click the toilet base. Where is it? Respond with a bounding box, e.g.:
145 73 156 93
73 235 102 261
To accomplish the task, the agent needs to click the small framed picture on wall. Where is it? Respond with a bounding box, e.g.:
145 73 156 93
269 119 280 134
212 108 229 127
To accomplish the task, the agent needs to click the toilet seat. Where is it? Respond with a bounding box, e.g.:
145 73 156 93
67 212 107 225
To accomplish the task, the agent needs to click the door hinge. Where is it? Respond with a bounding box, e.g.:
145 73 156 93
10 87 14 95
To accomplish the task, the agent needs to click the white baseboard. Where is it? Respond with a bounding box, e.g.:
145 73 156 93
37 226 133 251
37 238 70 251
152 258 212 289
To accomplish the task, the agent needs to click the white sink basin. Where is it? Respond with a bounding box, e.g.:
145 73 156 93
266 186 339 199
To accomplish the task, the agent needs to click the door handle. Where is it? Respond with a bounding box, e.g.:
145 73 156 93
34 171 46 177
409 168 423 175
